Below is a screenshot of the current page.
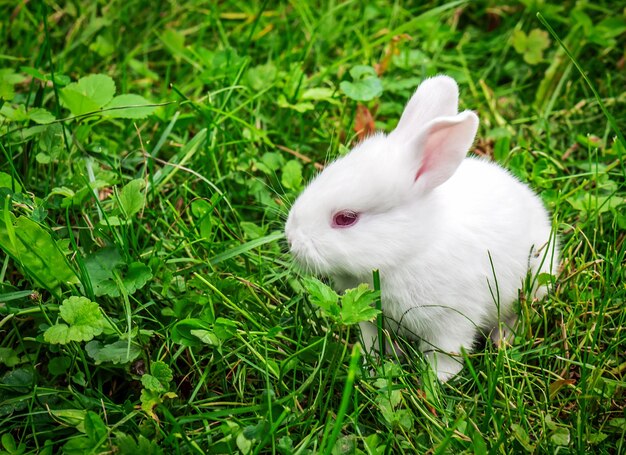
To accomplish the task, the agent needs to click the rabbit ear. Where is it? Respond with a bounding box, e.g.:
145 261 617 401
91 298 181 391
391 76 459 142
409 110 479 192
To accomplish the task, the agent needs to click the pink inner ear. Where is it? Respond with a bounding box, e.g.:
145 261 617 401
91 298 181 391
415 126 446 181
409 111 478 191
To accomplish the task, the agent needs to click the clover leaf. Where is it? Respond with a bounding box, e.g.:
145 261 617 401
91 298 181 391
340 65 383 101
512 29 550 65
84 247 152 297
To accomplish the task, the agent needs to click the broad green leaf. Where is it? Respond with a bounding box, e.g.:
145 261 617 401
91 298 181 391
246 63 277 91
171 318 212 347
471 429 488 455
44 296 104 344
609 418 626 430
277 436 294 455
303 277 340 318
0 212 79 292
363 434 383 455
0 69 26 100
214 317 238 340
340 65 383 101
84 411 108 444
1 433 24 453
103 94 157 119
62 437 93 454
524 29 550 64
331 435 356 454
48 356 71 376
281 160 303 191
141 374 166 392
59 88 102 116
141 361 172 392
340 78 383 101
0 172 22 193
69 74 115 107
140 389 177 418
190 199 212 217
259 152 284 172
59 296 102 326
550 427 571 446
190 329 220 345
349 65 377 80
49 186 75 198
27 108 56 124
512 29 550 65
128 58 160 81
43 324 72 344
19 66 46 80
84 247 124 296
122 262 152 295
240 221 266 240
0 347 19 367
243 420 271 441
151 361 173 384
301 87 339 104
1 367 35 391
159 29 187 62
512 29 528 54
114 433 164 455
84 248 152 297
38 123 66 162
191 199 213 240
567 193 624 214
140 389 160 416
0 104 28 122
236 432 253 454
340 284 380 325
395 409 414 431
118 179 145 218
89 35 115 57
60 74 116 116
511 423 535 452
85 340 142 364
47 408 86 427
587 432 608 444
0 104 55 124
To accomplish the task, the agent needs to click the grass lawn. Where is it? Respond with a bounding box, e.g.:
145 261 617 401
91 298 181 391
1 1 625 453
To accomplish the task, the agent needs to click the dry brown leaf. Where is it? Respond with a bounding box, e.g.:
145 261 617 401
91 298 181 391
374 33 412 76
354 104 376 140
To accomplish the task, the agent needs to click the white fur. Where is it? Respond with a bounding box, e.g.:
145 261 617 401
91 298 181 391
285 76 559 382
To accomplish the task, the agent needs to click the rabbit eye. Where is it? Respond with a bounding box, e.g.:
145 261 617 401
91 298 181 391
332 210 359 228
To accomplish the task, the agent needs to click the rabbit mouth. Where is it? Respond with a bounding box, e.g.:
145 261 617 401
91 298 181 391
289 238 331 275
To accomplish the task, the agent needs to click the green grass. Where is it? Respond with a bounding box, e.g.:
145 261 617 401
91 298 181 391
1 0 625 453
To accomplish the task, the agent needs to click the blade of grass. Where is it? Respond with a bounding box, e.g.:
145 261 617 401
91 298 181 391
537 12 626 179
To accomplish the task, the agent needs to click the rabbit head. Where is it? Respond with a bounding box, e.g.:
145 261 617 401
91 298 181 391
285 76 479 281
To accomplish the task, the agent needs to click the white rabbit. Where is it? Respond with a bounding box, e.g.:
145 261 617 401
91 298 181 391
285 75 558 381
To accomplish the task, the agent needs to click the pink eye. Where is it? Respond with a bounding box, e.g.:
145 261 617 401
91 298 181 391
332 210 359 228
